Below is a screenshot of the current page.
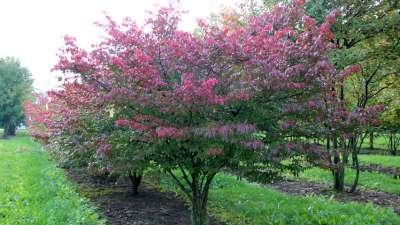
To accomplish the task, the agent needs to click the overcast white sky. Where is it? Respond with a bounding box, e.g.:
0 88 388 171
0 0 239 92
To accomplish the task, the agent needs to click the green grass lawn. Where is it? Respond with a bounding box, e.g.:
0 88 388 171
358 154 400 168
2 131 398 225
0 132 104 225
156 173 400 225
298 167 400 195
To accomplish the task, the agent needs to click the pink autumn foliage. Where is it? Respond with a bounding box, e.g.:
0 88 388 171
24 93 52 143
96 143 112 156
156 127 187 139
24 1 379 156
177 74 225 105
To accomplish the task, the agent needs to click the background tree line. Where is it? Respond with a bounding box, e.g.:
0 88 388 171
0 57 32 138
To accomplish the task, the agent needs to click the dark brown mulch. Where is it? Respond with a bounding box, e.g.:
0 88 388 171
65 169 223 225
359 149 387 155
358 164 400 178
267 179 400 215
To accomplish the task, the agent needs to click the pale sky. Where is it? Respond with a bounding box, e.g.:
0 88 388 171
0 0 239 92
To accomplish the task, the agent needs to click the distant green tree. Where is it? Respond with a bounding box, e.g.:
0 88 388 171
0 57 33 138
380 84 400 155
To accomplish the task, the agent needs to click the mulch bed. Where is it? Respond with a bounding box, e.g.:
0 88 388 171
65 169 223 225
64 166 400 224
358 164 400 178
267 179 400 215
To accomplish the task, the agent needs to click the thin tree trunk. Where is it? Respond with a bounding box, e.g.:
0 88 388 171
333 166 345 192
350 134 364 192
333 151 345 192
390 133 395 156
326 137 330 151
343 139 349 164
351 136 357 167
369 132 374 150
332 138 345 192
350 152 360 193
352 149 357 167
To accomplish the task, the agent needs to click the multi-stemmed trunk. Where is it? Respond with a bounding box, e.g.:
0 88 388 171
128 171 142 196
350 152 360 193
333 166 345 192
350 134 364 193
332 150 345 192
389 133 398 156
330 137 345 192
167 167 217 225
191 187 209 225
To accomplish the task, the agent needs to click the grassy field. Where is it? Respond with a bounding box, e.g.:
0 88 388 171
358 154 400 168
2 131 399 225
0 132 104 225
156 173 400 225
298 167 400 195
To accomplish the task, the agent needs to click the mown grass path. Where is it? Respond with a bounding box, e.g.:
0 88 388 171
0 133 104 225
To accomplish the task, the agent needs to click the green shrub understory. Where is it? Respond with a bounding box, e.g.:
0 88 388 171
154 172 400 225
0 133 104 225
